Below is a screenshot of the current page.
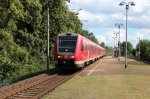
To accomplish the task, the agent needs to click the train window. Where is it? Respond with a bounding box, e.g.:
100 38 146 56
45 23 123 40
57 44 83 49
89 45 91 51
58 36 77 53
94 46 96 51
85 44 87 50
81 40 87 51
86 42 88 50
91 45 94 51
81 42 84 51
81 43 84 51
90 45 92 51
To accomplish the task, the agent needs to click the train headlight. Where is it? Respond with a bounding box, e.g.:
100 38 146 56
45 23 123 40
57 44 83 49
58 56 61 58
70 56 74 58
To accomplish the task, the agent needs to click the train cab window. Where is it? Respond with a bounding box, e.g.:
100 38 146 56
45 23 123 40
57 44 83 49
58 36 77 53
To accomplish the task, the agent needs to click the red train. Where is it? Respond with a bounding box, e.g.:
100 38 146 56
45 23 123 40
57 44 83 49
54 33 105 69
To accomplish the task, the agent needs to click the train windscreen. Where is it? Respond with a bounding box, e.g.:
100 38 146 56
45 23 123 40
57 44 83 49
58 36 77 53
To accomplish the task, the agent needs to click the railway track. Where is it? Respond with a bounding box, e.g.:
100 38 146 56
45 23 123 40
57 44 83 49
0 70 79 99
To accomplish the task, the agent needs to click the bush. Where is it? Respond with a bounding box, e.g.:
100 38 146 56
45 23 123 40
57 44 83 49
0 29 29 80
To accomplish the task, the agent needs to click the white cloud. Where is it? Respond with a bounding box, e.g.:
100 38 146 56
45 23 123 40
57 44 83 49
139 29 150 35
95 29 126 47
96 35 106 43
128 32 143 48
132 0 150 15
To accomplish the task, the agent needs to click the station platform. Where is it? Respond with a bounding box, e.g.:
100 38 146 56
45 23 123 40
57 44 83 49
80 56 150 76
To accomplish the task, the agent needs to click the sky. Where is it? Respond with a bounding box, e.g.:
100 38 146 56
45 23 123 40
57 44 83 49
68 0 150 48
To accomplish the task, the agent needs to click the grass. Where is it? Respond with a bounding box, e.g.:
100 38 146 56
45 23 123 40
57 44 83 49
42 59 150 99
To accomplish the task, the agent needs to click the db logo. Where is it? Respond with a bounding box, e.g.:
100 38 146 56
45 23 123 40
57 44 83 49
64 55 68 59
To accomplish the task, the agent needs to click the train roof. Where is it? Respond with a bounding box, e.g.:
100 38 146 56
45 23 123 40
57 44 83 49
58 32 78 36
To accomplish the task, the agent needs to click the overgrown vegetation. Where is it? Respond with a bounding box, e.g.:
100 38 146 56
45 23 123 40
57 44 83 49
120 40 150 62
99 42 112 55
136 39 150 62
120 41 134 57
0 0 99 81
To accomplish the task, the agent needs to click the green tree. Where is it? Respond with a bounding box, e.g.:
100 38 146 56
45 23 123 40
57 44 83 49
105 46 112 55
0 29 28 80
100 42 105 47
120 41 133 56
81 30 98 44
136 39 150 61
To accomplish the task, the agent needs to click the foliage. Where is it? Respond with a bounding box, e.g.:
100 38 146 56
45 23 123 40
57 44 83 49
99 42 112 55
99 42 105 48
120 41 134 56
81 30 98 44
120 40 150 62
136 39 150 61
0 29 28 80
105 46 112 55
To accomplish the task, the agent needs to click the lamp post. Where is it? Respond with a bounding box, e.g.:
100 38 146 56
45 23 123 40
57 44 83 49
115 23 123 60
112 37 115 48
113 32 118 58
81 20 88 22
119 1 135 68
138 37 141 60
47 7 50 70
76 8 82 15
113 32 118 47
68 9 82 31
69 8 82 15
112 37 116 58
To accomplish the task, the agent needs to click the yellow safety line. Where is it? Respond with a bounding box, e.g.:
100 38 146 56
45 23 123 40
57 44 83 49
87 59 103 76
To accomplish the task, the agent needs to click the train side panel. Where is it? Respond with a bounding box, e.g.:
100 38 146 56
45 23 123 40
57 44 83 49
74 35 92 67
74 35 84 67
74 35 103 67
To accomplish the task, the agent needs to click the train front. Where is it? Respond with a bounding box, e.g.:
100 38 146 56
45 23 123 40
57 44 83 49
54 33 78 69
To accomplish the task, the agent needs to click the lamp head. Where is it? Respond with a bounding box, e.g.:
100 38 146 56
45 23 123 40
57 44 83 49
75 13 79 15
130 2 135 6
77 9 82 12
119 2 124 6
